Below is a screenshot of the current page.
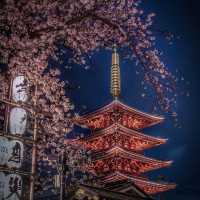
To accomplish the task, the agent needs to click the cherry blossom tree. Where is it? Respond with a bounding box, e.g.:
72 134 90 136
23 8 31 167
0 0 180 113
0 0 183 195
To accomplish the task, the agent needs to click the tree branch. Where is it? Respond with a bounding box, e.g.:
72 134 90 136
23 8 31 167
29 10 95 39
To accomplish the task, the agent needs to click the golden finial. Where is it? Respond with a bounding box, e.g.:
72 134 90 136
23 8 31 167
111 44 121 99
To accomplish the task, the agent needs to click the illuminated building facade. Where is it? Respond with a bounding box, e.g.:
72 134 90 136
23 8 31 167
76 46 176 196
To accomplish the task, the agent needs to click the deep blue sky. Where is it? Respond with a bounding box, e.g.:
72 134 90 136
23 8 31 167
60 1 200 199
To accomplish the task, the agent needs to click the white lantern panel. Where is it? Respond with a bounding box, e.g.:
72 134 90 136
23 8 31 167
0 137 24 168
7 140 24 168
9 108 27 135
4 174 22 200
12 75 28 102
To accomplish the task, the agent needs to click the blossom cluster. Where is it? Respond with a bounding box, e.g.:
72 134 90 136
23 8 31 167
0 0 180 114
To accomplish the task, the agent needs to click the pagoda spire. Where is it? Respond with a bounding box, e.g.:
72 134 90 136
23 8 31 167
111 44 121 99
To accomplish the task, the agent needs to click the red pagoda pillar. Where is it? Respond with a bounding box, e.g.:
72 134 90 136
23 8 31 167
75 45 176 195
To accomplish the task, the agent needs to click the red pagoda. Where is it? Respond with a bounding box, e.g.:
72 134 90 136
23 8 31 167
76 45 176 195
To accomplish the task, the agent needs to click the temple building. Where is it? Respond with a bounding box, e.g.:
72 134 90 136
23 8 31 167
75 45 176 199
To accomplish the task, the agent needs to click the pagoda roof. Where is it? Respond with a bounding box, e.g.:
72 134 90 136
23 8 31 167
90 147 172 175
80 100 163 121
93 146 172 167
101 172 176 194
75 183 154 200
104 180 153 199
76 100 164 130
84 123 167 145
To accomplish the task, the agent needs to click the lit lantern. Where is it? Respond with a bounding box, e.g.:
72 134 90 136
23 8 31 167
9 75 29 136
7 140 24 168
0 137 23 168
12 75 28 102
5 173 22 200
9 107 27 135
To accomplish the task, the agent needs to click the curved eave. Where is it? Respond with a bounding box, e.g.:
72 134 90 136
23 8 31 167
93 146 172 167
75 100 164 125
115 100 164 123
84 123 167 144
102 172 176 194
101 172 147 182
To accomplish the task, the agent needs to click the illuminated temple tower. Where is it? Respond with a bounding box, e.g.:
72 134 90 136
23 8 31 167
76 45 176 196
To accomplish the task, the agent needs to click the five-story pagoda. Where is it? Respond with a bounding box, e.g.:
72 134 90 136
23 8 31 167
76 45 176 195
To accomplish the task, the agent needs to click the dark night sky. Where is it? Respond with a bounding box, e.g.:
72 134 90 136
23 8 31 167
59 0 200 199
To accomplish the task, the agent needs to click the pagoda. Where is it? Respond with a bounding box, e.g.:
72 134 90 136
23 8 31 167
76 45 176 195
